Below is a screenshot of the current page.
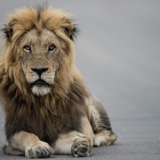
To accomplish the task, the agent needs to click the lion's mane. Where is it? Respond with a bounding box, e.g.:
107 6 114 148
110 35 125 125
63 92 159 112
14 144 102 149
0 6 88 144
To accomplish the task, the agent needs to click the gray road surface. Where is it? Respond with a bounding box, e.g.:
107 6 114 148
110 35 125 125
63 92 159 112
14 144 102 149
0 1 160 160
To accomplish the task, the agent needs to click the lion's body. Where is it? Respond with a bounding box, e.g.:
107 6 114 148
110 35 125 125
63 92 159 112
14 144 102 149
0 6 117 158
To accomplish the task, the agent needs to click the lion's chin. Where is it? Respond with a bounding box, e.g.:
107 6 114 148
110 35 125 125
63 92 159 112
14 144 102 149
31 85 51 96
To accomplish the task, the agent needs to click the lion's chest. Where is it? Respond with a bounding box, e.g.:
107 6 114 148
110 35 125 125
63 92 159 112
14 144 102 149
24 105 84 145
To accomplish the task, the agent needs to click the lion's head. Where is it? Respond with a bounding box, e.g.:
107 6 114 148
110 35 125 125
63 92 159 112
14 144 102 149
0 6 81 97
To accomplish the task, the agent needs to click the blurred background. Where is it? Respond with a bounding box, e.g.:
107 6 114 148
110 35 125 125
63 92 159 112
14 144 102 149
0 1 160 159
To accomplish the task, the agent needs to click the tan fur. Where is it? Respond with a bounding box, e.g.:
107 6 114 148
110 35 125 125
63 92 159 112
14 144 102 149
0 6 117 158
6 131 53 158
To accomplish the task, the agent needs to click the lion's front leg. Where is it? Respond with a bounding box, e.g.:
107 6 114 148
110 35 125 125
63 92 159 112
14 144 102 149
52 117 94 157
3 131 53 158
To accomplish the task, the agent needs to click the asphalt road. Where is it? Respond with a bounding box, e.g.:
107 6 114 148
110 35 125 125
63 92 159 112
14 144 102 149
0 1 160 160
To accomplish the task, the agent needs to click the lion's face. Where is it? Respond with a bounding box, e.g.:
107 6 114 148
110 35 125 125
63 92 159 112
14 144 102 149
19 28 62 96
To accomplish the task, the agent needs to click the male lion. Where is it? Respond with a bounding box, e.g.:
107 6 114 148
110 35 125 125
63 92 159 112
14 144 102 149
0 6 117 158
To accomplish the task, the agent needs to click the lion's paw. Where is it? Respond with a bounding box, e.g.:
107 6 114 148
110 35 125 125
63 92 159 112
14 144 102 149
71 134 93 157
25 141 53 158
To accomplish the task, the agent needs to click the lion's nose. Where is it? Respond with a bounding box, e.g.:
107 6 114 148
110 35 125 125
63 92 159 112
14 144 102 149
31 68 48 77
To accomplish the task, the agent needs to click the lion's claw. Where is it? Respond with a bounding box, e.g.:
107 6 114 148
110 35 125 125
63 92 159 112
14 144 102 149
25 141 53 158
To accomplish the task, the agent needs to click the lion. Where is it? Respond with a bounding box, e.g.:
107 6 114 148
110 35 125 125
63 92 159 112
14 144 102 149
0 6 117 158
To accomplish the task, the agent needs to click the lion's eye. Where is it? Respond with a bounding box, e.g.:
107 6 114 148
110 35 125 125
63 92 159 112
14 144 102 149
48 45 55 52
24 45 31 52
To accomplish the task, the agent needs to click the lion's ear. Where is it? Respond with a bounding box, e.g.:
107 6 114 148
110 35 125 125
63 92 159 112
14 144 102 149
2 19 17 41
63 19 79 41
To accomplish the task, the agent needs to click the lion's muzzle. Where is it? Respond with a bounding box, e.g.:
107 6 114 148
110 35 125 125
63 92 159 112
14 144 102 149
31 68 51 88
25 67 55 96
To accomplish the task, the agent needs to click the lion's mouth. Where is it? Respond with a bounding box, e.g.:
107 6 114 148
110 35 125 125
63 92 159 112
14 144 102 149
31 79 51 88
